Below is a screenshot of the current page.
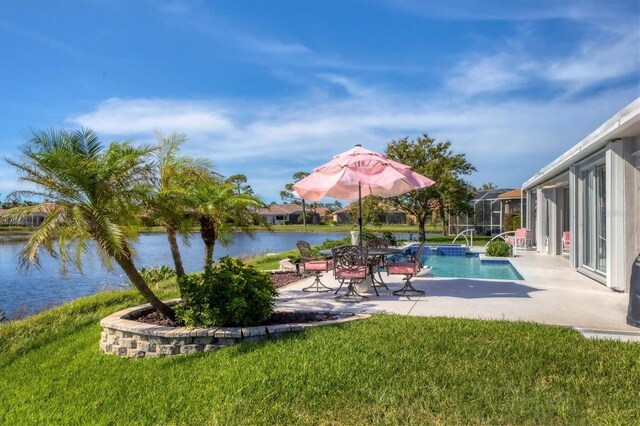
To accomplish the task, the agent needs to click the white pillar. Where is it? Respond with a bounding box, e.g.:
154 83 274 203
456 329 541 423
536 188 544 254
606 140 626 291
569 165 579 268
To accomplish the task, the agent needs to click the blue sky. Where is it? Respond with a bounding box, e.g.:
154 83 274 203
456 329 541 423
1 0 638 203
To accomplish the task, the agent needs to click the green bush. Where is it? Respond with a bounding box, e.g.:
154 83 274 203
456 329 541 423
486 240 512 257
503 213 521 232
176 257 277 327
139 265 176 285
382 230 397 246
319 237 351 249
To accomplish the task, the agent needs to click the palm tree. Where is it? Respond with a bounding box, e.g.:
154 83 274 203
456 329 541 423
147 132 211 278
192 180 265 269
4 128 177 320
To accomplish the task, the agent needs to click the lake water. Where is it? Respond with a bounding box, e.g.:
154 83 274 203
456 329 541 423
0 231 348 318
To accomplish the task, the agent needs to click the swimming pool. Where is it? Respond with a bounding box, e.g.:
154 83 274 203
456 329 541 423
422 254 524 280
400 245 524 280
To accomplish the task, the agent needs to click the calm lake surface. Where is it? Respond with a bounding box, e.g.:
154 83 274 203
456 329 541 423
0 231 348 318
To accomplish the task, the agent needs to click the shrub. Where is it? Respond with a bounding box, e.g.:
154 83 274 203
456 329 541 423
486 240 512 257
319 237 351 250
503 213 521 232
176 257 277 327
382 230 397 246
139 265 176 285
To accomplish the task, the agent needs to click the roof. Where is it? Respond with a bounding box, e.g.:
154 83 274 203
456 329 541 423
256 204 303 215
497 189 523 199
314 207 328 215
472 189 513 201
523 97 640 189
334 202 404 214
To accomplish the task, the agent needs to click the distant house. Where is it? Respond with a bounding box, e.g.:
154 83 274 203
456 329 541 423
332 203 407 225
0 207 47 227
256 203 321 225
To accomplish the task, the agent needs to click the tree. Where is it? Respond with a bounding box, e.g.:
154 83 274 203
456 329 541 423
193 180 265 269
4 128 177 320
226 174 254 195
280 171 310 226
146 132 211 279
478 182 498 191
347 196 384 227
385 134 476 239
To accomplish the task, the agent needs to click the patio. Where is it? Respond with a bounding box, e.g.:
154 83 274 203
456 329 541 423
277 250 637 332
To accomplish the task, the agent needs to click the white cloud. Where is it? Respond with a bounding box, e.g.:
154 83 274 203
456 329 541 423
544 30 640 94
446 55 528 96
67 98 234 135
61 81 637 201
380 0 634 22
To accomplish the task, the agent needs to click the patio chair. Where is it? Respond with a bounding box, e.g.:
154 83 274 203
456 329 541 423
365 237 390 295
332 245 369 302
296 240 333 292
506 228 533 250
387 242 427 297
562 231 570 253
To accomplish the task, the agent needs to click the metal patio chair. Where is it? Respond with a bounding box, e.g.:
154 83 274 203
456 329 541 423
332 245 369 302
296 240 333 292
387 242 427 297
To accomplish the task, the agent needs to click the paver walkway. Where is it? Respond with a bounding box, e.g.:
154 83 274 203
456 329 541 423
277 251 637 332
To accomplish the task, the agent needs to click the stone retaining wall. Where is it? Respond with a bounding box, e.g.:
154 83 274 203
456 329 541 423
100 299 367 358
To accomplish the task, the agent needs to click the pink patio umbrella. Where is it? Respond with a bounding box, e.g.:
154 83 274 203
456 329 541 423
293 144 435 244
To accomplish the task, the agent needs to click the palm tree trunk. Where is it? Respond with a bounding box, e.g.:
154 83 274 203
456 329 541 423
199 215 217 270
165 224 185 278
114 253 176 321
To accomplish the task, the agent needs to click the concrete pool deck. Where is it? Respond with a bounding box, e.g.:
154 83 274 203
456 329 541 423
276 250 638 332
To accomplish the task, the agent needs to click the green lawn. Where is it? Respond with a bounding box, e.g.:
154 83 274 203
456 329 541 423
1 286 638 425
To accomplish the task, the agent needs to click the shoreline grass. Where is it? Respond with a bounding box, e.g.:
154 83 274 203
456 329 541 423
1 288 638 424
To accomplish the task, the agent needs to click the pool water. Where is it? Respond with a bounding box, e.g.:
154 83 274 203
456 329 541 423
422 254 524 280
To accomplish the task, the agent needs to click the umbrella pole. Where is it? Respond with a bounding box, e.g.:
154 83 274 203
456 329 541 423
358 182 363 247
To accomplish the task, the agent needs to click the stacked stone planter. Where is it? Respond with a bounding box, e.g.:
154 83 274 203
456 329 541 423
100 299 367 358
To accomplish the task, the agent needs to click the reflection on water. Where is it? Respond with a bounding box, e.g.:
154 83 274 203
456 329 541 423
0 231 345 318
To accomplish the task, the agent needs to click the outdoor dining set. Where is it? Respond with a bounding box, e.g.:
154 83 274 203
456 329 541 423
296 239 430 302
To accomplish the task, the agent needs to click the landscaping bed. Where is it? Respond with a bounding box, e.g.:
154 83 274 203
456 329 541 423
268 270 306 287
137 309 339 327
100 301 365 358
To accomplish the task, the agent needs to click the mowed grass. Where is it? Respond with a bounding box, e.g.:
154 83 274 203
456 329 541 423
1 289 639 425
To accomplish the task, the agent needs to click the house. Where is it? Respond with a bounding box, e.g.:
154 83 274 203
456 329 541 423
522 97 640 293
332 203 407 224
256 203 321 225
0 207 47 227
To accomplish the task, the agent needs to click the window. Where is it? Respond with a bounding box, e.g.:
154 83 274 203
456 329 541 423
582 164 606 274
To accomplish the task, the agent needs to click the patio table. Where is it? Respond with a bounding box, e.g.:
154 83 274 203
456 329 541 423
320 247 406 295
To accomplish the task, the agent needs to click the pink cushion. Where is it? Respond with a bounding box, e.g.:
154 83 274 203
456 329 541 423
387 263 417 275
335 266 367 279
304 260 332 271
515 228 527 238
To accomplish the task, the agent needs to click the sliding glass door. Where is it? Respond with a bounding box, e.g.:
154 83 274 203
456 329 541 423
582 164 606 274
